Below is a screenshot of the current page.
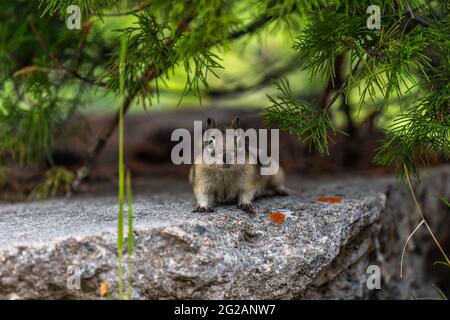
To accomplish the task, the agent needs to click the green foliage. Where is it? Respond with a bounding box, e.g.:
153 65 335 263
0 0 448 183
440 197 450 208
294 6 366 83
0 83 64 164
264 0 449 172
0 165 10 189
29 166 75 199
38 0 120 18
375 87 450 175
0 0 113 165
104 9 172 101
103 0 235 104
265 78 337 155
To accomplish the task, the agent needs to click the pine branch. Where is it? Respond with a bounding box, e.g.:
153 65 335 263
29 20 61 66
13 66 108 88
228 13 273 40
322 60 360 111
207 57 299 98
63 68 109 87
71 11 277 192
103 4 150 17
71 11 195 192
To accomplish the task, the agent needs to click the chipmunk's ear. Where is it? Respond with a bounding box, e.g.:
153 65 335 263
231 117 240 129
206 117 216 129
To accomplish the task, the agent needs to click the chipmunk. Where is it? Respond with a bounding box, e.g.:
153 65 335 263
189 117 287 213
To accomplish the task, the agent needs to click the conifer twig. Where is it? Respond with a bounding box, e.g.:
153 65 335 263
207 57 299 98
322 60 361 111
71 12 275 192
103 4 150 17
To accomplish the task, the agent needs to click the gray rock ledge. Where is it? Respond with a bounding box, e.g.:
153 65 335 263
0 166 449 299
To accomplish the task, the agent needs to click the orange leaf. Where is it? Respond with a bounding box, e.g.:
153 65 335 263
317 196 342 204
99 281 109 297
269 211 285 224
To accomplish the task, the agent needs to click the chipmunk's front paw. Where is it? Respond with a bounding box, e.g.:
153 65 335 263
237 203 255 213
193 205 214 213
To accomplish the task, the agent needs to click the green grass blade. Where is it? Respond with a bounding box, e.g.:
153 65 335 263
126 169 133 300
117 0 128 300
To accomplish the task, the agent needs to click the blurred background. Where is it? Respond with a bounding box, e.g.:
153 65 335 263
0 0 447 200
